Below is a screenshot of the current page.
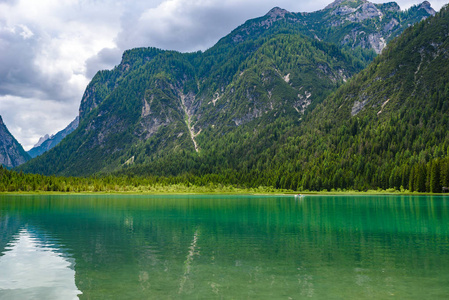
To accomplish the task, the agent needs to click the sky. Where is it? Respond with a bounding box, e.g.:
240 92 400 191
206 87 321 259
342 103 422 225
0 0 446 150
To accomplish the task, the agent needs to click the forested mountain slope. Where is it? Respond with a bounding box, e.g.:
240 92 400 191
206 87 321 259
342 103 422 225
20 34 360 176
263 4 449 192
18 1 437 185
125 2 449 192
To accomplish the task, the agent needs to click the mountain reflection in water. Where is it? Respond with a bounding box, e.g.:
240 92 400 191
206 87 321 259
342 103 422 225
0 194 448 299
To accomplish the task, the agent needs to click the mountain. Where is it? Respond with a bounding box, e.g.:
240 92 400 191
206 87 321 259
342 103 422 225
18 1 436 180
33 134 51 148
27 116 79 158
253 3 449 192
0 116 30 168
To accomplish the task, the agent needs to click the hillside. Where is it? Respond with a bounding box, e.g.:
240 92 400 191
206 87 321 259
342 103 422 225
254 4 449 192
18 1 437 186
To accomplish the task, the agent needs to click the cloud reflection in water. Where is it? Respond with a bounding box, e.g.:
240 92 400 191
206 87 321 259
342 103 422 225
0 228 81 299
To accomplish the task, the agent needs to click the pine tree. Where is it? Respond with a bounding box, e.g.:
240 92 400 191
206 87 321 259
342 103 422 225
430 160 441 193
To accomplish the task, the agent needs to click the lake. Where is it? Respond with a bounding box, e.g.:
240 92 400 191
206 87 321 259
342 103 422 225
0 194 448 299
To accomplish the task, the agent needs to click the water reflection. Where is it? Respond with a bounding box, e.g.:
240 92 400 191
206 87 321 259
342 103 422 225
0 194 448 299
0 227 81 299
178 228 200 295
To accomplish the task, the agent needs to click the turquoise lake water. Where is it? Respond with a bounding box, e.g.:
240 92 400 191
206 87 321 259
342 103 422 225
0 194 448 299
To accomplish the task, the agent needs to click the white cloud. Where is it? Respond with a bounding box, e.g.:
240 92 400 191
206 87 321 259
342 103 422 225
0 0 446 150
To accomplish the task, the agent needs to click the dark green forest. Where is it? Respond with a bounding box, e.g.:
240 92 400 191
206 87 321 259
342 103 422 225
3 154 449 193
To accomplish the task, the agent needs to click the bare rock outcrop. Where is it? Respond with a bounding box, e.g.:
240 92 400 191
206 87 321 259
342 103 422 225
0 116 30 168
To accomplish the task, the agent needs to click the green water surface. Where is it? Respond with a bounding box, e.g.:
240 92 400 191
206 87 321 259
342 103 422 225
0 194 448 299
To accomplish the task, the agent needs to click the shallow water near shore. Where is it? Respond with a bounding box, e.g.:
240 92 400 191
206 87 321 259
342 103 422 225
1 194 448 299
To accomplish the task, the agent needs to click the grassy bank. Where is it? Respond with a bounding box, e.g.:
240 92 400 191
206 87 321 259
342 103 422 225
1 185 444 196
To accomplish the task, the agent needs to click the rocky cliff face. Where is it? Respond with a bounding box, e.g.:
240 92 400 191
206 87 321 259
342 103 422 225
0 116 30 168
28 116 79 158
323 0 436 53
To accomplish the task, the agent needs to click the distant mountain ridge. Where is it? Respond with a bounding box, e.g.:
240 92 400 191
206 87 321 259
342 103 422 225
33 134 51 148
0 116 30 168
226 0 435 54
18 1 437 180
27 116 79 158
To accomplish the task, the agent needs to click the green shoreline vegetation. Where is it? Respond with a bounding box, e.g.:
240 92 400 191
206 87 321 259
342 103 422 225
2 166 447 195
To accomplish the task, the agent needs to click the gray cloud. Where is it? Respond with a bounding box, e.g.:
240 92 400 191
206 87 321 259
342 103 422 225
85 47 123 78
0 23 79 102
0 23 39 97
0 0 18 5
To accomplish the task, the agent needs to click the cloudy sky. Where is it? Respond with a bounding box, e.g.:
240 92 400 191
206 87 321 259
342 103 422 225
0 0 445 150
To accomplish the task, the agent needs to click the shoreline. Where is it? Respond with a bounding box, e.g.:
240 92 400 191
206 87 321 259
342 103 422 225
1 190 447 196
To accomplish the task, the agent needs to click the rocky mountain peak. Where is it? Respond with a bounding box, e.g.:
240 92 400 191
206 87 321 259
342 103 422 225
348 2 383 22
34 134 51 148
265 7 289 19
325 0 367 10
325 0 386 22
418 1 436 15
